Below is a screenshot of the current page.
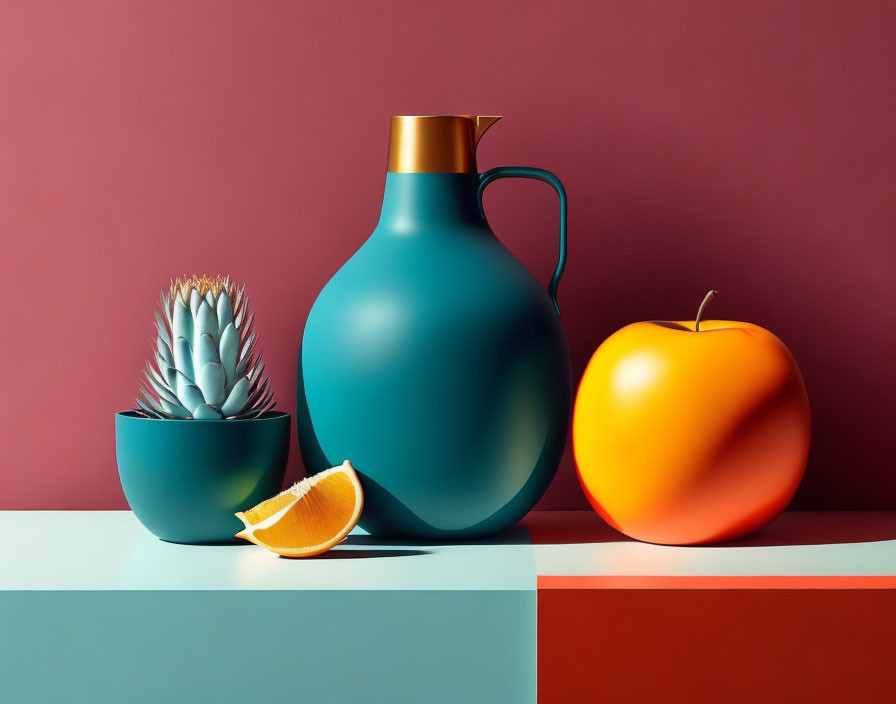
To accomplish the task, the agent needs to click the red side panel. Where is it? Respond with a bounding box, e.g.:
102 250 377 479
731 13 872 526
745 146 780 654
538 583 896 704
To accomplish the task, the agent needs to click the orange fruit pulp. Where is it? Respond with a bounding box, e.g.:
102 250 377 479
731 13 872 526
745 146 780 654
235 460 364 557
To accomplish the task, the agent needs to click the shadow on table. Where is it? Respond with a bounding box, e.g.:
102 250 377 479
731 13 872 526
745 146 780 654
715 511 896 547
522 511 896 547
288 548 431 560
522 512 633 545
339 511 896 549
343 524 534 547
159 539 255 547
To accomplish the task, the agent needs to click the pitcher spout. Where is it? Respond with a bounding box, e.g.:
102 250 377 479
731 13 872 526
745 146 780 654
472 115 501 145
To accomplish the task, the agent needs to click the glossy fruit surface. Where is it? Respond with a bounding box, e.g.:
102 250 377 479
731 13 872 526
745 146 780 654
573 315 810 545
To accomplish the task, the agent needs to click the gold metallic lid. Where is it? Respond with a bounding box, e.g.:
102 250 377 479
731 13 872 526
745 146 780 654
387 115 501 173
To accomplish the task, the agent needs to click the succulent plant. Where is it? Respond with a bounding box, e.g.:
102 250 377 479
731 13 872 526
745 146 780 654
134 274 274 420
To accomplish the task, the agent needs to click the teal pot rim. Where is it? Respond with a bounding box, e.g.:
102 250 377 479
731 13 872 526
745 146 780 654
115 410 289 424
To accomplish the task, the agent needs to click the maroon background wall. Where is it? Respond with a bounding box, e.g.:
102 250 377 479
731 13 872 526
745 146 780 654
1 1 894 510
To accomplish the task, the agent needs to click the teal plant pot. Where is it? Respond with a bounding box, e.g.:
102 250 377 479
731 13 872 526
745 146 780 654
115 411 290 544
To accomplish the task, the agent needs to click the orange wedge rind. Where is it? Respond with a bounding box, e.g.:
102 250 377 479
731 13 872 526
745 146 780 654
235 460 364 557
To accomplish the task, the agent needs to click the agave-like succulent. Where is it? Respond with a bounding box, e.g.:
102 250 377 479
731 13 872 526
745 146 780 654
134 274 274 420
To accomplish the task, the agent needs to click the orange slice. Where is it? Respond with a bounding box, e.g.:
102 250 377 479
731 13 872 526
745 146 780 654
235 460 364 557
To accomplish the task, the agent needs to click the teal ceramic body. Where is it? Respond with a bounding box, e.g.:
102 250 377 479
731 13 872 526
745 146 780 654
115 411 290 543
298 169 571 538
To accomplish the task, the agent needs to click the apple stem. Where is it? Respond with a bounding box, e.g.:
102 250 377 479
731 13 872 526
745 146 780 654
695 290 718 332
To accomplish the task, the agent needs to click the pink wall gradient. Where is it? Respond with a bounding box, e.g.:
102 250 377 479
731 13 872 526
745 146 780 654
1 1 894 510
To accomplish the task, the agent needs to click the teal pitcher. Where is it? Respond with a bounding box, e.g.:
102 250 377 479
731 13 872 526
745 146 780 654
298 115 571 538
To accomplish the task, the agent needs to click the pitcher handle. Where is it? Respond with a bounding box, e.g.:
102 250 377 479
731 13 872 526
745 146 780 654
478 167 568 316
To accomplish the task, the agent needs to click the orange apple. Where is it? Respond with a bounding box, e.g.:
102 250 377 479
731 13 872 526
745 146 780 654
573 291 810 545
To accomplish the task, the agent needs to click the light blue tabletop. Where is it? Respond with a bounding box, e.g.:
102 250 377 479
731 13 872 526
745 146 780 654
0 511 537 704
2 511 894 588
526 511 896 577
0 510 534 591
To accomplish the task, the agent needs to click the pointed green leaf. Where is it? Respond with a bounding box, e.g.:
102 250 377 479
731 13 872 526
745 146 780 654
193 404 223 420
146 361 171 393
157 339 174 368
219 323 238 391
173 297 192 343
221 377 249 417
235 351 254 379
233 293 247 329
234 393 275 419
135 399 161 418
195 300 219 348
247 360 266 395
174 372 205 415
232 284 246 323
217 292 233 336
190 289 201 318
173 336 194 382
160 399 190 419
144 372 178 405
193 332 219 376
247 376 269 407
197 362 226 407
140 388 164 413
155 312 171 349
160 290 173 330
253 388 274 412
239 332 256 362
238 311 255 345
